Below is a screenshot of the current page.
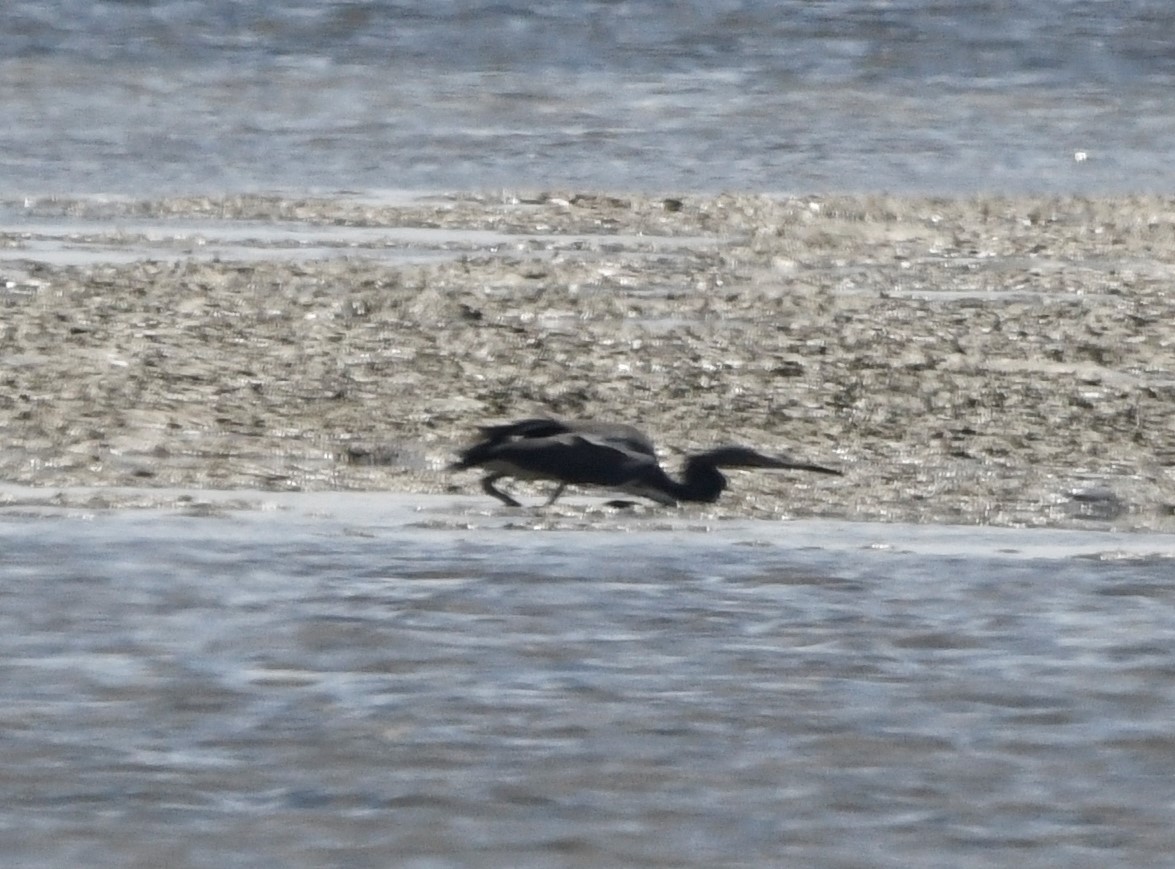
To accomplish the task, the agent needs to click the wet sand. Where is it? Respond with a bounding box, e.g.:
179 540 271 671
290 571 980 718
2 192 1174 530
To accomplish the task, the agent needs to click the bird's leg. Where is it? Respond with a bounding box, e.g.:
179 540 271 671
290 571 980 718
542 483 566 507
481 473 522 507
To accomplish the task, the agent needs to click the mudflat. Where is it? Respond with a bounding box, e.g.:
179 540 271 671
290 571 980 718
2 192 1173 530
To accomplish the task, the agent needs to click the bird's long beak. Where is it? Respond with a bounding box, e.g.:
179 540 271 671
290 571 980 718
757 452 843 475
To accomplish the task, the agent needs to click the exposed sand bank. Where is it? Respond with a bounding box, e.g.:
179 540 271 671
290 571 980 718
2 192 1173 530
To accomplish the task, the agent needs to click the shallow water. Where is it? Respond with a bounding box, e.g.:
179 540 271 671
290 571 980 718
3 490 1174 867
4 1 1175 196
0 212 720 270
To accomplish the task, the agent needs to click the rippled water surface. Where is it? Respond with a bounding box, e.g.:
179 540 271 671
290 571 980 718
3 492 1174 867
4 0 1175 195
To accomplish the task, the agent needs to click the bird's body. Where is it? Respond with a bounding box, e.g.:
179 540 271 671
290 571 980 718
462 417 656 462
450 417 841 507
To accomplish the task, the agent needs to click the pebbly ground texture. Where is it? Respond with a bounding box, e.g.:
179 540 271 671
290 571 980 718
1 192 1173 531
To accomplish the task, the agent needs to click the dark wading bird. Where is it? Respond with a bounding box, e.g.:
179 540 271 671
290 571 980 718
450 417 842 507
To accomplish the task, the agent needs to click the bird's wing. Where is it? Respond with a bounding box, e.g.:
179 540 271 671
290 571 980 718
477 418 657 458
490 434 656 487
454 418 566 468
567 421 657 457
475 418 564 443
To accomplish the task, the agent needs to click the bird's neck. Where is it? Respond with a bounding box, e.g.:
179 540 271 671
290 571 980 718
672 456 727 503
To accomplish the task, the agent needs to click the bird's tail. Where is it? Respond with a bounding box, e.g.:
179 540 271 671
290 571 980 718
448 441 496 471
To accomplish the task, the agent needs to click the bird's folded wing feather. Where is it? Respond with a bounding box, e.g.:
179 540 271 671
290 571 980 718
491 434 654 486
